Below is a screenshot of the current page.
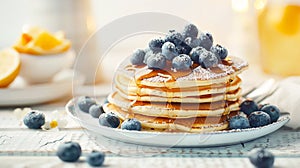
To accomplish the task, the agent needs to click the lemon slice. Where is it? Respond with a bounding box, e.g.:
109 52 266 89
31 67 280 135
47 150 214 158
0 49 21 88
13 26 71 55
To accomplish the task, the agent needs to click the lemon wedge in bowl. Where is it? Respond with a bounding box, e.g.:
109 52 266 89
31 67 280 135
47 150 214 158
0 48 21 88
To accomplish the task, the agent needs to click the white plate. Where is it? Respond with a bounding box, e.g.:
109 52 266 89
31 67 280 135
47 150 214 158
66 98 290 147
0 70 84 106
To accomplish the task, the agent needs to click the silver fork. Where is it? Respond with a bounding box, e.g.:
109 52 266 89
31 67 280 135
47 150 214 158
242 78 278 103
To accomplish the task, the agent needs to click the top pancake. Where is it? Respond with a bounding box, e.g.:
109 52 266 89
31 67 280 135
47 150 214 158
115 56 248 88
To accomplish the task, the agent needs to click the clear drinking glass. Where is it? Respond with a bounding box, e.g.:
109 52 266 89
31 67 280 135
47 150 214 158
257 0 300 76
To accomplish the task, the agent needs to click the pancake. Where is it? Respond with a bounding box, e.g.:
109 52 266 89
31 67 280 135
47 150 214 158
108 92 240 118
117 87 241 103
103 103 239 133
115 56 248 88
115 74 242 98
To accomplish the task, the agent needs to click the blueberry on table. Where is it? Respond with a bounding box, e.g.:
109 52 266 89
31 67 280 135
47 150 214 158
161 42 178 60
248 111 271 128
248 148 275 168
172 54 192 71
261 105 280 123
149 38 165 52
165 30 183 45
199 51 219 68
130 49 146 65
99 112 120 128
57 141 82 162
89 104 105 118
146 53 167 70
77 96 96 113
211 44 228 60
87 151 105 167
121 118 142 131
182 24 199 39
199 32 213 50
229 115 250 129
189 46 206 63
23 111 45 129
240 99 259 116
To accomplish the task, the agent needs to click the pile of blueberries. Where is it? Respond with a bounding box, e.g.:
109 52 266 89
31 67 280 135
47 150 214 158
77 96 142 131
229 99 281 129
130 24 228 70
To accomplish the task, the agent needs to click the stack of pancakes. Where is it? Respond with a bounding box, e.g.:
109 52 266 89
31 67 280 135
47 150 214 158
104 56 248 132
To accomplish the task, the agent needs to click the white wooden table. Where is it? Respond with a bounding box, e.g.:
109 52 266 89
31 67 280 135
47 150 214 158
1 94 300 168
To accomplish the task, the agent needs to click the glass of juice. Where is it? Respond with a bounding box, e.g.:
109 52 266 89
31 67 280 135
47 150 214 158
257 0 300 76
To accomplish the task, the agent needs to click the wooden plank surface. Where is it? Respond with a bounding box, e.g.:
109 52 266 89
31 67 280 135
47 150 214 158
1 100 300 167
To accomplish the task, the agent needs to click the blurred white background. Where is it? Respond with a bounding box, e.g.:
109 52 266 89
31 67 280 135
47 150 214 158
0 0 258 83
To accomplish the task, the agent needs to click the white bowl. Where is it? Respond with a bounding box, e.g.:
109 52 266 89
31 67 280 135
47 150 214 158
19 50 75 84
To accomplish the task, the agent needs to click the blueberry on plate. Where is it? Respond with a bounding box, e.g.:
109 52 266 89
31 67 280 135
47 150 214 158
261 105 280 123
146 53 167 70
172 54 192 71
89 104 104 118
149 38 165 52
121 118 142 131
198 51 219 68
165 30 183 45
77 96 96 113
240 99 259 116
161 41 178 60
229 115 250 129
87 150 105 167
182 24 199 39
199 32 213 50
248 148 275 168
99 112 120 128
130 49 146 65
23 111 45 129
57 141 81 162
211 44 228 60
189 46 206 63
248 111 271 128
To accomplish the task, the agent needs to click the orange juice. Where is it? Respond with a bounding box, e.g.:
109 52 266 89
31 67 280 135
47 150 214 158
257 2 300 76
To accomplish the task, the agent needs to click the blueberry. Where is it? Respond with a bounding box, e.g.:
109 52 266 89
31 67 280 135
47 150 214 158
205 32 213 43
249 111 271 128
165 30 183 45
99 112 120 128
229 115 250 129
121 118 142 131
143 49 156 64
248 148 275 168
23 111 45 129
258 103 269 110
57 141 81 162
87 151 105 167
161 42 178 60
149 38 164 52
185 37 201 48
89 104 104 118
176 43 192 55
189 46 206 63
146 53 166 69
182 24 199 39
211 44 228 60
172 54 192 71
77 96 96 113
261 105 280 123
199 51 219 68
130 49 145 65
199 32 213 50
240 99 259 116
